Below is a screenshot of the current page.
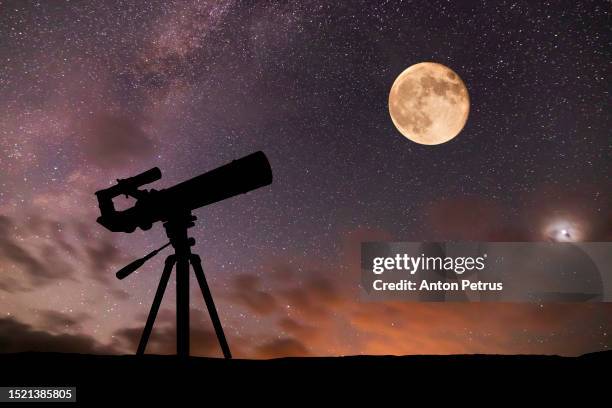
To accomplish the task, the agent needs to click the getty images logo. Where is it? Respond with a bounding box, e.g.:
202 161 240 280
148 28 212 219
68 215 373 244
372 253 488 275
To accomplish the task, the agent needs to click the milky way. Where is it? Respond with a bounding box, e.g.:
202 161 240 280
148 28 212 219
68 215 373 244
0 1 610 357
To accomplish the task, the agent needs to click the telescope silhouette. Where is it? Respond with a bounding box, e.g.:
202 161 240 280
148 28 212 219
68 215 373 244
96 151 272 233
95 151 273 357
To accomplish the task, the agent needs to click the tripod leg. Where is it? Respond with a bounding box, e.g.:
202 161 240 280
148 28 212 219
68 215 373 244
175 254 190 357
190 254 232 359
137 255 175 355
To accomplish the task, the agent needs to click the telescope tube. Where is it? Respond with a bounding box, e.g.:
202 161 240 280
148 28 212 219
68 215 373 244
159 151 273 214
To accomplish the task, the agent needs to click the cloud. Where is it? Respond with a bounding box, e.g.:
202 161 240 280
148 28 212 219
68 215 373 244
344 302 612 356
0 215 75 290
228 267 343 321
254 337 310 359
0 171 134 299
0 317 114 354
223 227 612 357
280 282 338 320
38 310 91 332
80 114 155 168
84 238 126 285
0 276 28 293
278 317 319 342
422 186 612 242
0 208 128 294
229 274 278 315
424 196 509 240
520 184 612 241
110 288 130 301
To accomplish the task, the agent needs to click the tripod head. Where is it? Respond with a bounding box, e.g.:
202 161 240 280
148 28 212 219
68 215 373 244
115 212 200 280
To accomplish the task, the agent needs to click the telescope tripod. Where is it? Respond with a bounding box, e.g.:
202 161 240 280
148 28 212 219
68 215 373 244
137 213 232 358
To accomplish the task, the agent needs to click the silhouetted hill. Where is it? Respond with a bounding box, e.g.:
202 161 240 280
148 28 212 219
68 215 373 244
0 351 608 403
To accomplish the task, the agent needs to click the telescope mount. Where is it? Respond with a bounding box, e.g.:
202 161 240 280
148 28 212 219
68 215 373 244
134 211 232 358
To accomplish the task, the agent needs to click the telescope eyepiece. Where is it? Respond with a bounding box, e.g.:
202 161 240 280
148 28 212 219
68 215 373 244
117 167 162 191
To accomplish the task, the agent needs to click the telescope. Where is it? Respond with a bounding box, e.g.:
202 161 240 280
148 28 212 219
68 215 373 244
95 151 273 233
94 151 273 358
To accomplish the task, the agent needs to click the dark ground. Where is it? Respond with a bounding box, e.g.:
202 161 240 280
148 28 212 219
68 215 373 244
0 351 608 404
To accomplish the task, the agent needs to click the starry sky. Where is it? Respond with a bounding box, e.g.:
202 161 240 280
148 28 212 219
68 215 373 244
0 0 610 357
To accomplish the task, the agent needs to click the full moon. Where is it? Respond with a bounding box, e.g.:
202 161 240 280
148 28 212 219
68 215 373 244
389 62 470 145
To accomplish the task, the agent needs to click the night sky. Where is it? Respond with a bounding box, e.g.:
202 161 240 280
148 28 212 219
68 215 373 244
0 0 610 357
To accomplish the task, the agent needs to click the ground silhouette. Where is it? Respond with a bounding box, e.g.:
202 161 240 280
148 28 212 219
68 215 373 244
0 351 607 403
